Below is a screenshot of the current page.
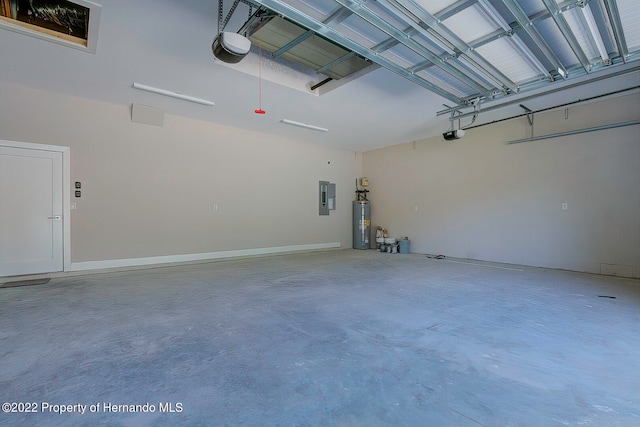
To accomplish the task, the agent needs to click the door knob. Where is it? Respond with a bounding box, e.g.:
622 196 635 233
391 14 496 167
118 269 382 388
47 216 62 220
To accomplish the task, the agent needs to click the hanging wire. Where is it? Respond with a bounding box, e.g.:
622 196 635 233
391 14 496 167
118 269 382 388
461 98 481 129
448 99 480 131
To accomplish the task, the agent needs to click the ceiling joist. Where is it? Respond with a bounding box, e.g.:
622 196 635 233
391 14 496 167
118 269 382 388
221 0 637 110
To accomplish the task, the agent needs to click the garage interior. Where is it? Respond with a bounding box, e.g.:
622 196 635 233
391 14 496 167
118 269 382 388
1 0 639 425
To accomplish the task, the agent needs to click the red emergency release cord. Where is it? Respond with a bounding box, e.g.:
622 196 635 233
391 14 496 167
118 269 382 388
254 19 265 115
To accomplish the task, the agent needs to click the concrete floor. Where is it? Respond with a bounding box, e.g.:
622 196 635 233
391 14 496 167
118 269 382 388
1 249 639 427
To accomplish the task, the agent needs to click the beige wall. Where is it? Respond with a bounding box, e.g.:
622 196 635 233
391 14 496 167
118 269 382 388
364 93 640 277
0 83 362 263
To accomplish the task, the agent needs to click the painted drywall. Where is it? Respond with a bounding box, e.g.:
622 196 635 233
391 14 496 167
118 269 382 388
0 83 362 264
363 93 640 278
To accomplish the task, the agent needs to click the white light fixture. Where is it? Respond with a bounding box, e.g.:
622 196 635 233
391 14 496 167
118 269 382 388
580 4 610 64
280 119 329 132
132 83 215 106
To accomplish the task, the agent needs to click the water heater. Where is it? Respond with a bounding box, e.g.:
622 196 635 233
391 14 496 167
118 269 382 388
353 200 370 250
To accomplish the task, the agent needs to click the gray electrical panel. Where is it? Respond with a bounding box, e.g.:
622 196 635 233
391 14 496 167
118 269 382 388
319 181 336 215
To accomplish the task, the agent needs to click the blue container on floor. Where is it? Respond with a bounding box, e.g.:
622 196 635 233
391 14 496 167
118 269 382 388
399 239 410 254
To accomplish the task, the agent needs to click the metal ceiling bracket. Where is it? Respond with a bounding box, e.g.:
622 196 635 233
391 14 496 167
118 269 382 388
437 65 640 118
468 28 512 50
329 0 492 96
380 0 518 93
434 0 478 21
508 120 640 144
223 0 242 30
520 103 534 138
449 110 457 131
445 98 479 128
372 36 402 53
498 0 569 79
275 7 354 57
541 0 592 72
218 0 225 34
323 6 356 26
273 30 315 57
316 52 358 74
601 0 628 62
220 0 260 35
579 3 611 66
234 0 637 109
509 33 553 79
460 97 481 128
220 0 243 34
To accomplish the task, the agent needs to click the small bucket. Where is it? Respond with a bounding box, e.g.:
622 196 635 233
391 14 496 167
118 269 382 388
398 239 410 254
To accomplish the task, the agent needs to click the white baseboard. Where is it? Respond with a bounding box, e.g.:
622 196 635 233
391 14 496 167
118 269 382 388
69 242 341 272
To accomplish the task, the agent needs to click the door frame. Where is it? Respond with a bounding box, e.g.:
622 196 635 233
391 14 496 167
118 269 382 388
0 139 71 274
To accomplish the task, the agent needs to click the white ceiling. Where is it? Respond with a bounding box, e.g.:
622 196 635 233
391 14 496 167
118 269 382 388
0 0 638 152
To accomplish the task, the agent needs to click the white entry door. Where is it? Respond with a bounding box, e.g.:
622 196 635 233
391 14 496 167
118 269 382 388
0 146 64 276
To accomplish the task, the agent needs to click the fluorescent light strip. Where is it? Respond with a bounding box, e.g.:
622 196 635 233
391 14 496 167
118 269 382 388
281 119 328 132
132 83 215 106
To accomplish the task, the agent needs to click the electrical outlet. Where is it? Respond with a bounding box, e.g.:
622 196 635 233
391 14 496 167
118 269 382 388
213 204 219 211
562 203 568 211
